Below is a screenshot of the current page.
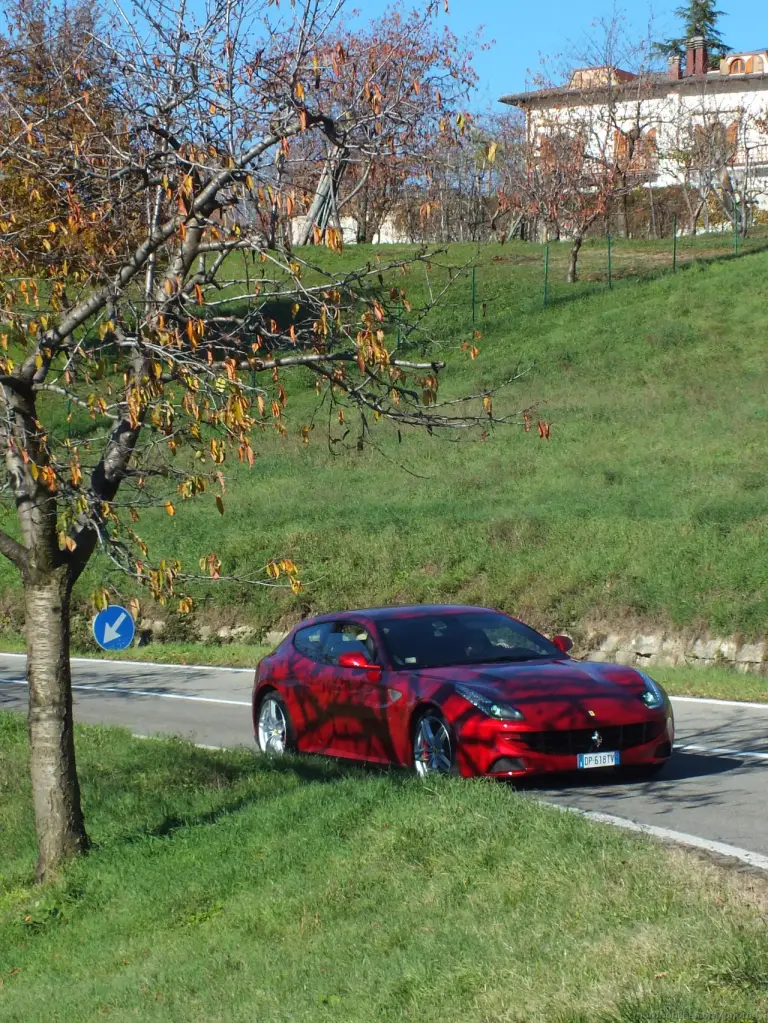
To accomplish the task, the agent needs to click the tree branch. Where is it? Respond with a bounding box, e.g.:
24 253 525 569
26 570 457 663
0 526 28 570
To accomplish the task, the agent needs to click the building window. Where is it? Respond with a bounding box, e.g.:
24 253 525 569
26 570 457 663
751 55 765 73
730 58 746 74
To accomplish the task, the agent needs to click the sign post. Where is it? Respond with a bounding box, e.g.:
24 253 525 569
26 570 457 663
92 605 136 652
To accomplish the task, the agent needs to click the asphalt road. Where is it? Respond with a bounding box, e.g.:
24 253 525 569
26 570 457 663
2 653 768 863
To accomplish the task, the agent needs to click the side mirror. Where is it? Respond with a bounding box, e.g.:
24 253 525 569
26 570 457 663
552 634 573 655
337 651 382 680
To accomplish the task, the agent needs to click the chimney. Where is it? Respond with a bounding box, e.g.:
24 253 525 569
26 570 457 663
686 35 709 76
668 54 682 80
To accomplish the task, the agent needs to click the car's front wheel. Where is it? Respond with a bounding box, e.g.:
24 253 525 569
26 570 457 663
256 692 296 756
412 710 455 778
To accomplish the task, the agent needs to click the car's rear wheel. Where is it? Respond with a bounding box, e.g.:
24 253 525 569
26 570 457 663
412 710 455 778
256 692 295 756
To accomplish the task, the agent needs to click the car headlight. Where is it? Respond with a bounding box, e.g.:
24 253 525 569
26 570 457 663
637 671 665 710
455 684 524 721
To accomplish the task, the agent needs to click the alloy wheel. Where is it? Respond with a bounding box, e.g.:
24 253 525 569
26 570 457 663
257 695 289 755
413 713 453 777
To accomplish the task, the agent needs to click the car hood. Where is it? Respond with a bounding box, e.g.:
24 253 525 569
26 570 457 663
416 658 658 730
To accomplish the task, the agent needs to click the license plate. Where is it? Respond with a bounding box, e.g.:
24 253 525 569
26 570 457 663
577 751 620 769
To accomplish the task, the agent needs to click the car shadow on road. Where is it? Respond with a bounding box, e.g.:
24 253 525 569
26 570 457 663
527 749 742 789
515 750 760 817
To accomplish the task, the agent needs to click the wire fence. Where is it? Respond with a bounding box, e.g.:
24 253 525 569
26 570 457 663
422 225 768 337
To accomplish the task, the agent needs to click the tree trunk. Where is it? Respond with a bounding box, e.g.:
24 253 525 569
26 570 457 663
566 235 583 283
25 565 89 882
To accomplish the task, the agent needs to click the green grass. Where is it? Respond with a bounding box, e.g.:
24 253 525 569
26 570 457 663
2 234 768 644
653 665 768 703
1 712 767 1023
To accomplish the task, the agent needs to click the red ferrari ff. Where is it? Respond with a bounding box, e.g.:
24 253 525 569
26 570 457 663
253 605 674 779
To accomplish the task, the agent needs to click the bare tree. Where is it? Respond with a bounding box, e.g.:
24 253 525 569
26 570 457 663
505 13 661 277
291 3 479 245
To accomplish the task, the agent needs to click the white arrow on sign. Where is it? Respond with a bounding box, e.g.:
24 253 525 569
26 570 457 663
103 612 127 644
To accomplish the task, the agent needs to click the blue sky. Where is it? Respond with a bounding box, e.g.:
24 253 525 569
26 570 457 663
350 0 766 109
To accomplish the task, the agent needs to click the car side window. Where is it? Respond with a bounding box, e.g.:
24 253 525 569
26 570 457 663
293 623 333 663
322 622 378 666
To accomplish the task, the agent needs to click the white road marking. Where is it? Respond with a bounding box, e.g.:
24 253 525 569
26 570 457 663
671 695 768 711
133 733 228 751
0 651 253 674
556 806 768 872
674 742 768 762
1 678 250 707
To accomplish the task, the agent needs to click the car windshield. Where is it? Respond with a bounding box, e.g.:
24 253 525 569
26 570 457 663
378 612 560 670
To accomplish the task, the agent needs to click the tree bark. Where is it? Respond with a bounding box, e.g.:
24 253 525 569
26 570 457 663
25 565 89 882
566 235 583 283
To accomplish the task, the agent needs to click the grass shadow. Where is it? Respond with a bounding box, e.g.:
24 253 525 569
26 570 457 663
543 237 768 312
110 747 409 851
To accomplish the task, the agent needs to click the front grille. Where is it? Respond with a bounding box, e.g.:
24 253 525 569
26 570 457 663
517 719 666 756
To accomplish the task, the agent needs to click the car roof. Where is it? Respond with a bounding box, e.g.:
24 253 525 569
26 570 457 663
300 604 502 626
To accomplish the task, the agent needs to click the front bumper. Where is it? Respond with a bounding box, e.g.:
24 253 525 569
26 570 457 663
454 711 674 778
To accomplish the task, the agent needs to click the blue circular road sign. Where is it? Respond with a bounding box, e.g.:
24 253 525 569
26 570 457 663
92 605 136 651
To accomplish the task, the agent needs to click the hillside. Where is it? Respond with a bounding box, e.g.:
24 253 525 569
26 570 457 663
1 236 767 643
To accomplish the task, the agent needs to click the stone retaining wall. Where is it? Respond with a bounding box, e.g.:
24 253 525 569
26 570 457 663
583 630 767 673
135 617 767 673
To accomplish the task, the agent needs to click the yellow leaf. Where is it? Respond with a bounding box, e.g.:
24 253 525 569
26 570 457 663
165 501 175 516
487 140 498 164
91 588 110 612
295 81 305 101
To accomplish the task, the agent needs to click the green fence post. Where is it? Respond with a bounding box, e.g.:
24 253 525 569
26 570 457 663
471 266 476 324
543 244 550 308
733 200 739 255
672 214 677 273
607 232 612 289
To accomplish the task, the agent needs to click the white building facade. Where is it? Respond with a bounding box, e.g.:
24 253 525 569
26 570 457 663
501 38 768 230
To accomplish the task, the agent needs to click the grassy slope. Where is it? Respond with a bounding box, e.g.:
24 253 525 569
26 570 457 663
1 235 767 645
1 713 767 1023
